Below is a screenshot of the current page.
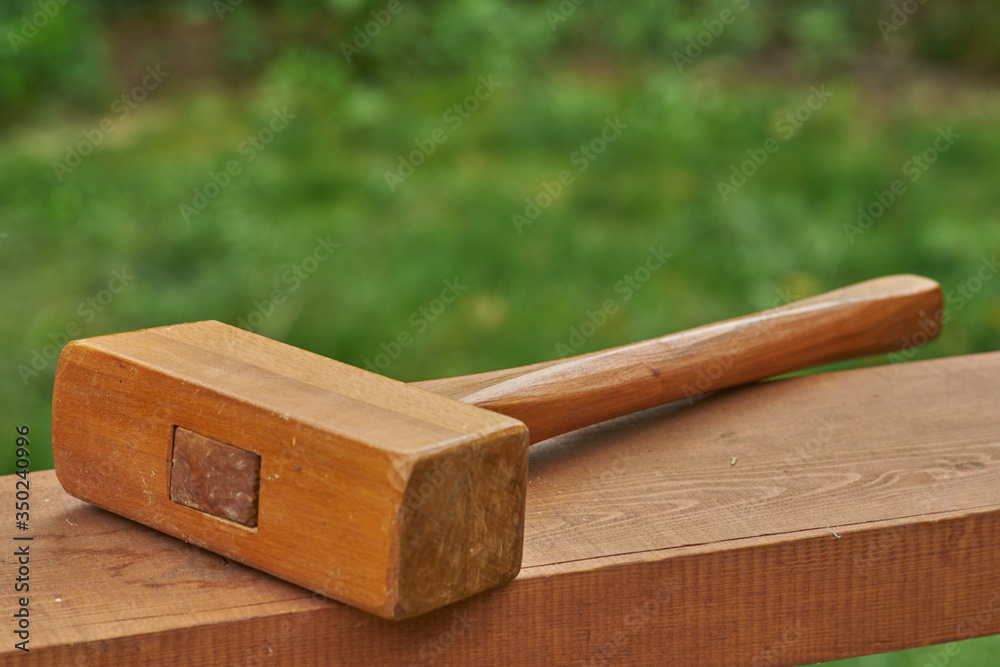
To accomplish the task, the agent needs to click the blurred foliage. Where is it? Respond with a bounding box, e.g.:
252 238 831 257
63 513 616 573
2 40 999 469
0 0 110 118
1 5 999 662
4 0 1000 117
827 636 1000 667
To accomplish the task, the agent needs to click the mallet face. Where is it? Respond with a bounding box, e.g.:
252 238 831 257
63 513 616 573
52 321 529 620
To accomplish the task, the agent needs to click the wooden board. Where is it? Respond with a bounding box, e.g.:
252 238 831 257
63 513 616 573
5 351 1000 666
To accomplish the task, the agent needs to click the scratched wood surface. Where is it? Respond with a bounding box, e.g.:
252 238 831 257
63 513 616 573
4 352 1000 666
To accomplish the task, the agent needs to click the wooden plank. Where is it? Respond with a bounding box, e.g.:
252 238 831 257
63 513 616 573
5 351 1000 665
521 348 999 565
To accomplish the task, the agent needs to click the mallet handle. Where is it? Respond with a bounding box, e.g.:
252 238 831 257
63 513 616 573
414 275 942 444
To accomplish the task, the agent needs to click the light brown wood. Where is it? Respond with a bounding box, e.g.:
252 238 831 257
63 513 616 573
50 275 943 620
51 322 529 619
415 274 943 442
10 352 1000 665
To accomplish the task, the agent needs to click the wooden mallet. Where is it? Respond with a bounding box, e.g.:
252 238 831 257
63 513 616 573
52 275 941 619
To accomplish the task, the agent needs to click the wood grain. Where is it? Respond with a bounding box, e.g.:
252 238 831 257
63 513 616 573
416 274 943 442
12 351 1000 665
51 321 529 619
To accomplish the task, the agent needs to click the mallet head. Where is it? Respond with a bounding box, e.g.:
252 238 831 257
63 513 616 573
53 320 529 619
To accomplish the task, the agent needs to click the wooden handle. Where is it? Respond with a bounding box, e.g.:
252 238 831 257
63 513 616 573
414 275 943 443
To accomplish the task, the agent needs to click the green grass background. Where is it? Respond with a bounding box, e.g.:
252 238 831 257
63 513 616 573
1 2 999 664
